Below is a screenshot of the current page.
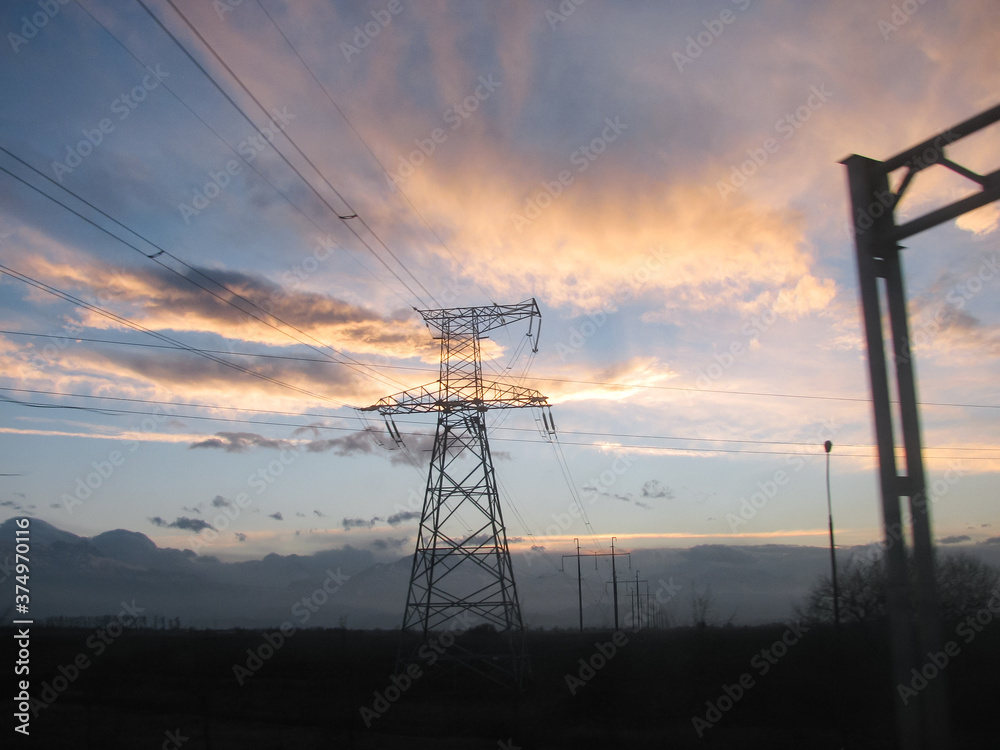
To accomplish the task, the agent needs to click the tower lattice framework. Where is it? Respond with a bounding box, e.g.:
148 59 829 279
362 299 547 686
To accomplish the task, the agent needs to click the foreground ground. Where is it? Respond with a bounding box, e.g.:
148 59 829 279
8 622 999 749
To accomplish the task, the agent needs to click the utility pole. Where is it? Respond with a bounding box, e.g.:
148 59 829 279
362 299 547 688
624 571 648 631
561 538 583 633
842 102 1000 749
593 537 630 630
563 538 631 630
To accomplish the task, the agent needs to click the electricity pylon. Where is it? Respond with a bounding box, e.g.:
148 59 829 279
362 299 548 687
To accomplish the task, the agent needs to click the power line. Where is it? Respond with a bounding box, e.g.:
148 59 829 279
3 328 996 413
137 0 439 308
69 0 418 312
1 389 997 460
0 145 406 394
253 0 495 307
2 376 998 455
0 263 348 407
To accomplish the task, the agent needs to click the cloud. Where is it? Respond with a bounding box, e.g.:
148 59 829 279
939 535 971 545
982 537 1000 545
185 427 433 467
190 432 294 453
268 512 284 521
313 510 326 517
149 516 216 533
212 496 232 508
466 534 524 546
234 532 247 542
531 545 546 552
641 480 674 500
386 510 421 526
343 517 379 531
339 510 421 531
304 431 377 456
17 254 431 360
305 429 436 466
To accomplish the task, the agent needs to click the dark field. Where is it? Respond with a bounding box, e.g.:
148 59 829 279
10 622 1000 749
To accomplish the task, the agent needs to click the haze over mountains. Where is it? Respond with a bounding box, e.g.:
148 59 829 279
4 518 999 630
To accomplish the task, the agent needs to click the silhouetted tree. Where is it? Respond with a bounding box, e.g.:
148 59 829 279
800 551 999 626
689 583 714 628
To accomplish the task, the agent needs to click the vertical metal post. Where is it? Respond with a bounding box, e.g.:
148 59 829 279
610 537 619 630
825 440 840 633
635 570 642 631
844 155 947 749
576 538 583 632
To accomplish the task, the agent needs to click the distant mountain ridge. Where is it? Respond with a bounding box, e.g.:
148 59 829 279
2 518 998 629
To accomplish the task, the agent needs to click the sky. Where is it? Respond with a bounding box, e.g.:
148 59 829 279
0 0 998 566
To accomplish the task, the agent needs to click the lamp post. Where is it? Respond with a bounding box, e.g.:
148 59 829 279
825 440 840 633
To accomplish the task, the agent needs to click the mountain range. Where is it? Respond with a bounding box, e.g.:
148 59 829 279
3 518 998 629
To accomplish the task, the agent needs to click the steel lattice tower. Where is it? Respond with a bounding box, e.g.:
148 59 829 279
362 299 547 686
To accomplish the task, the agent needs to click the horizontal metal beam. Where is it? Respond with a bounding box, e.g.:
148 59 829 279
879 102 1000 174
361 379 548 414
890 173 1000 241
419 298 540 338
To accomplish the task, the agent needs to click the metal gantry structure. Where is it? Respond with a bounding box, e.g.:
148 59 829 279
362 299 547 687
843 102 1000 750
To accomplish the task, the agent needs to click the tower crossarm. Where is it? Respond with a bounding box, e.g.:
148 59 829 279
361 380 547 415
420 298 541 346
